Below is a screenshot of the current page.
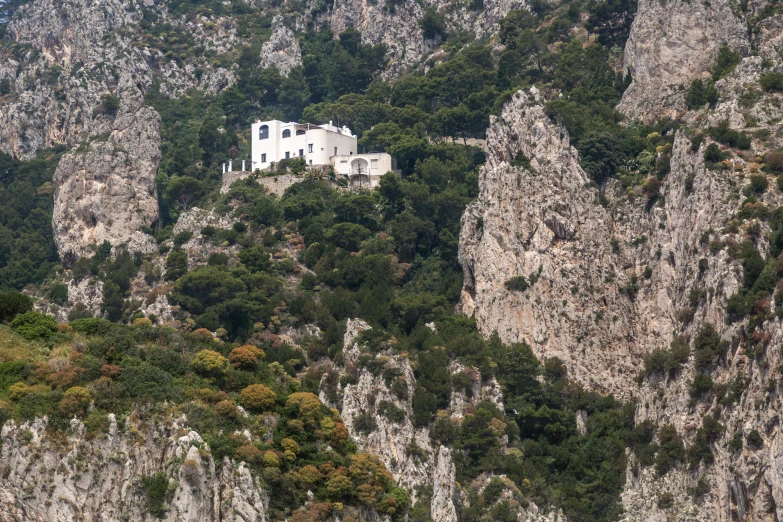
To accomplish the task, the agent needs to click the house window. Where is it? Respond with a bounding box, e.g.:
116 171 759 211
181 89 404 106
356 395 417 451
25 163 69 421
308 144 313 153
259 125 269 140
261 153 266 163
299 149 304 156
334 147 337 155
296 129 306 135
285 151 290 159
282 129 291 138
309 160 312 165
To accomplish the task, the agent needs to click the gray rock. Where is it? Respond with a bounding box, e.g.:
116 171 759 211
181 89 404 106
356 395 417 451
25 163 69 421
260 17 302 76
0 415 267 521
618 0 749 122
52 96 161 263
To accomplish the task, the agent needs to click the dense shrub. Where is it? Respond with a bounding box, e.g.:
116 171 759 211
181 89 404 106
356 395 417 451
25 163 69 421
419 8 446 39
141 472 170 518
767 153 783 176
11 311 57 340
228 345 263 369
747 429 764 448
692 324 727 369
164 250 189 281
760 71 783 91
685 79 718 109
704 143 724 163
690 373 714 398
655 424 685 475
59 386 92 416
240 384 277 412
192 350 230 376
748 174 769 194
708 121 751 150
710 44 741 80
504 276 529 292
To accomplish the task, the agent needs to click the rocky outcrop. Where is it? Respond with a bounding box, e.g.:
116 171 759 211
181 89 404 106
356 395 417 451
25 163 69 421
172 207 236 236
0 0 239 159
52 96 160 263
260 17 302 76
459 87 751 395
0 0 151 158
322 319 554 519
315 0 524 74
324 319 435 495
431 446 458 522
622 320 783 521
618 0 749 122
459 78 783 519
0 414 267 521
460 88 639 393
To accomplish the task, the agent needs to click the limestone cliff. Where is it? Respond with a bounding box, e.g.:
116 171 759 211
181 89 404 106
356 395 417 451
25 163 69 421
322 319 554 521
0 0 237 158
260 17 302 76
618 0 749 122
0 414 267 522
314 0 525 74
52 95 160 263
320 320 438 499
459 60 783 516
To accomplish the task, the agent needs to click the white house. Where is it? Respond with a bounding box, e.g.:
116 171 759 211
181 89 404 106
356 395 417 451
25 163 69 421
250 119 357 171
331 152 398 188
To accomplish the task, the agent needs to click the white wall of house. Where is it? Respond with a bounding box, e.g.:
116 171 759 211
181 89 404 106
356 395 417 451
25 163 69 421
250 119 357 171
332 152 396 188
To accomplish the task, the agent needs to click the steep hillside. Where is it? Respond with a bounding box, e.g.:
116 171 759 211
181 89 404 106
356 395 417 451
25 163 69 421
5 0 783 519
459 1 783 520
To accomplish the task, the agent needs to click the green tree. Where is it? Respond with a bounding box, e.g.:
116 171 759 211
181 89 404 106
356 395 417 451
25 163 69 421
710 44 741 80
326 223 372 251
586 0 638 46
165 250 189 281
164 176 203 212
499 9 537 47
419 8 446 40
0 291 32 322
685 79 719 109
192 349 230 376
238 246 271 273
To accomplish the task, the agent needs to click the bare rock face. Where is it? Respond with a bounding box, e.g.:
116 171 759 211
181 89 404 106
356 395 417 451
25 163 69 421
0 414 267 522
459 87 746 395
618 0 748 122
260 17 302 76
0 0 150 158
460 88 639 393
431 446 458 522
0 0 238 159
317 0 524 74
52 95 161 263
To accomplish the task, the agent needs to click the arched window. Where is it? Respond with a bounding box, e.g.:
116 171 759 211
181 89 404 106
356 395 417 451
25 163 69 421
282 129 291 138
259 125 269 140
296 129 306 135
